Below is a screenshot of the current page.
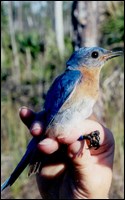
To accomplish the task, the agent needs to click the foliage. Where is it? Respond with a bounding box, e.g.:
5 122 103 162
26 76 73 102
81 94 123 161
16 32 40 58
1 2 8 31
100 1 124 48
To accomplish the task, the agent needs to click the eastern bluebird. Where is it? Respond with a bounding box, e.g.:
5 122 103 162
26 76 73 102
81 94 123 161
1 47 123 191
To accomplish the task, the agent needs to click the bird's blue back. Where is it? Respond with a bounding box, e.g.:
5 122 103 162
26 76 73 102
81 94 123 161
43 69 82 126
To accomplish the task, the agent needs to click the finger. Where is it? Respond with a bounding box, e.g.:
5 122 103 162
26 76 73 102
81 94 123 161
68 140 91 161
30 122 43 137
19 106 44 137
57 127 84 144
37 138 59 154
58 120 107 146
67 122 114 166
79 120 114 155
19 106 36 129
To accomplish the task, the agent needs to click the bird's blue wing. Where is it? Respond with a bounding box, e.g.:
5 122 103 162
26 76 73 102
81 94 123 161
44 69 82 126
1 69 82 192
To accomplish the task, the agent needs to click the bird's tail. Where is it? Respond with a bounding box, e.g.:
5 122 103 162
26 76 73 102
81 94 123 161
1 178 11 191
1 138 38 192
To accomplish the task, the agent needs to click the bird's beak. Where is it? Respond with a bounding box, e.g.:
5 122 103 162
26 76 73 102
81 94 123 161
103 50 123 61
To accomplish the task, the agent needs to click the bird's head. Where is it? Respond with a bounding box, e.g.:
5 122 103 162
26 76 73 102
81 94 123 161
66 47 123 69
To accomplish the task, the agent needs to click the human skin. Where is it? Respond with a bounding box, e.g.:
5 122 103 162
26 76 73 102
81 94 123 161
19 106 115 199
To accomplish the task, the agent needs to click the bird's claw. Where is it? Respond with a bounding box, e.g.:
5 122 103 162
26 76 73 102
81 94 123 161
78 130 100 149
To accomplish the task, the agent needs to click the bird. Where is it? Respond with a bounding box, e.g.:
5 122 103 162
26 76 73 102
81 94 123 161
1 47 123 192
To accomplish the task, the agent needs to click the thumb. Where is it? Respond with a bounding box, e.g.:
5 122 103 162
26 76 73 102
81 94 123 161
19 106 36 129
68 140 91 166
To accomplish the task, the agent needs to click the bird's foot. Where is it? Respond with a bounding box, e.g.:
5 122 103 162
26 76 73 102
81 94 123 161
73 130 100 158
78 130 100 150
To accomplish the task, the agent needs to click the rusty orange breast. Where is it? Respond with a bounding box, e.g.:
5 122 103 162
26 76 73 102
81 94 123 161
77 66 101 98
62 67 101 110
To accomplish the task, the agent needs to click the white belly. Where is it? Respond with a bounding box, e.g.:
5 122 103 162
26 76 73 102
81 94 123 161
46 97 96 138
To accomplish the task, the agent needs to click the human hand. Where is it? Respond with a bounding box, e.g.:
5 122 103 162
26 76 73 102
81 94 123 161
19 106 115 199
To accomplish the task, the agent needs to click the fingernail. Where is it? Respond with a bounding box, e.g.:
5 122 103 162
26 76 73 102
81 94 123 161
19 106 27 111
39 139 52 146
31 123 41 130
57 135 67 142
19 107 28 115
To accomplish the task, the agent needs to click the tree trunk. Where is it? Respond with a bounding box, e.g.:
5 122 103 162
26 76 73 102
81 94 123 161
84 1 99 46
18 1 23 32
8 1 20 84
54 1 65 57
1 40 5 64
72 1 99 50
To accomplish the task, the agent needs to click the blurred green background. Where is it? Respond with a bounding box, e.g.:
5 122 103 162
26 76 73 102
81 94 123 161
1 1 124 199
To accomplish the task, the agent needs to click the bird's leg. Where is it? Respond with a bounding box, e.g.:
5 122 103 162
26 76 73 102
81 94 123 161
74 131 100 158
78 130 100 150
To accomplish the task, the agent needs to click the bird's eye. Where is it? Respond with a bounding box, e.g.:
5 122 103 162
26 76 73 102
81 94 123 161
91 51 99 58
